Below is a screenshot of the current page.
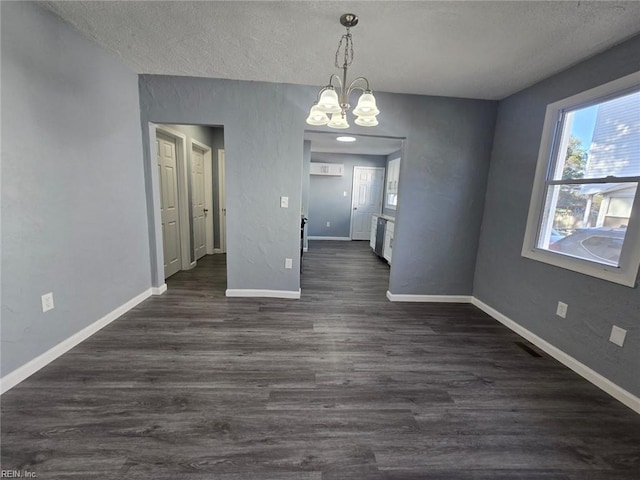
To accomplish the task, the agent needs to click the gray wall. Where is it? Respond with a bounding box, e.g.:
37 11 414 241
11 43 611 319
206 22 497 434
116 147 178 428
474 34 640 396
139 75 497 296
309 153 387 238
383 93 497 296
382 149 403 218
1 2 150 376
139 76 308 292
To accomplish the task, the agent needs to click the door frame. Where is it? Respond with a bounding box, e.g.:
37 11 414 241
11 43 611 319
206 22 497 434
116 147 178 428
350 166 385 240
191 139 214 256
155 125 192 272
216 149 227 254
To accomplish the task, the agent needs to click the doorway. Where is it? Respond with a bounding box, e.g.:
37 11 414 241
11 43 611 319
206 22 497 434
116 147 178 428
302 131 405 295
153 124 226 286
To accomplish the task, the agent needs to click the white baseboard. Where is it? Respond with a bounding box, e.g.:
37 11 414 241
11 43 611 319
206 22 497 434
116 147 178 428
471 297 640 414
303 247 308 252
0 288 153 394
386 291 472 303
151 284 167 295
308 236 351 241
213 248 223 254
225 288 301 299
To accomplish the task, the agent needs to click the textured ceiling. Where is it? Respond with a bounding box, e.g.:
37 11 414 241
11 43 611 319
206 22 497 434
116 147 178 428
42 1 640 100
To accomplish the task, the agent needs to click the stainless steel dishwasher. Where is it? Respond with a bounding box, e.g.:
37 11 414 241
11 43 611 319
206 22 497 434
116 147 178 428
374 216 386 257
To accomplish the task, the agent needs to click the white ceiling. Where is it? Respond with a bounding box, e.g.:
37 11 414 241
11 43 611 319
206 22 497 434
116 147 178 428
42 1 640 100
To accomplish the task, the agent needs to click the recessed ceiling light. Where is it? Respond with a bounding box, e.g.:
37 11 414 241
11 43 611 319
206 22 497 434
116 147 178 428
336 136 357 142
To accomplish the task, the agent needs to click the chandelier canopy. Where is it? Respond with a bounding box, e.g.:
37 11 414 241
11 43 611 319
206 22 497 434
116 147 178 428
306 14 380 129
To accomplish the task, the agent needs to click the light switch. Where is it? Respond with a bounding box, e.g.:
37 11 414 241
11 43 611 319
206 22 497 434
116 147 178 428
285 258 293 269
280 196 289 208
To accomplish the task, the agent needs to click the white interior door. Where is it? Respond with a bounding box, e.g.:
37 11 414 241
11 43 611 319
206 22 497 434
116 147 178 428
157 133 181 278
218 149 227 253
191 145 206 260
350 166 385 240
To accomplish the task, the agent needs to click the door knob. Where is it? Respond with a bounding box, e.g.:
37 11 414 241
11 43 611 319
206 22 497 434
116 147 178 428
204 208 208 213
353 207 357 210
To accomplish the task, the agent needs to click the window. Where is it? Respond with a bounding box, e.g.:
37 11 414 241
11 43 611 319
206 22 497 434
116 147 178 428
522 72 640 287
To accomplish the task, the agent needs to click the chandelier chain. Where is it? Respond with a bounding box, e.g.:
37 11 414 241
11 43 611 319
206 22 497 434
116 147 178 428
334 30 354 69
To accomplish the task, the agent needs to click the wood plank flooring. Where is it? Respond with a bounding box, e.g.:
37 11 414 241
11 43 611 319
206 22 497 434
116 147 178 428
2 240 639 479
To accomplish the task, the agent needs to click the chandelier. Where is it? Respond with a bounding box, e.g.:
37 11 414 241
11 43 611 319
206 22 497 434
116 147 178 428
306 13 380 129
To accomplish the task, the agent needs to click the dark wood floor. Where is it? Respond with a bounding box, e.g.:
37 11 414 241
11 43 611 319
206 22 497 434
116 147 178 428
2 241 639 479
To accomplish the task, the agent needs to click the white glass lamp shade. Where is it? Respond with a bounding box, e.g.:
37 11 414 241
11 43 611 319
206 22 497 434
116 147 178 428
355 115 379 127
316 88 342 114
306 104 330 126
327 113 350 129
352 91 380 117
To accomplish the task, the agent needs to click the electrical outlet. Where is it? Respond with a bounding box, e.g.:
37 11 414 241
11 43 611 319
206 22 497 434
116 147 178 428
285 258 293 269
280 196 289 208
609 325 627 347
41 292 55 312
556 301 568 318
343 191 347 197
326 221 331 227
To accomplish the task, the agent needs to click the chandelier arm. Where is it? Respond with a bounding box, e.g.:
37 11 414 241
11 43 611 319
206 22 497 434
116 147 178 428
346 77 371 97
329 74 343 90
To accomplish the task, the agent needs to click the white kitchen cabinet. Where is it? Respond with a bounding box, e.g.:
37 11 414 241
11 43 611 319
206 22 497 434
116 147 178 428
385 157 400 209
386 158 400 194
383 220 394 263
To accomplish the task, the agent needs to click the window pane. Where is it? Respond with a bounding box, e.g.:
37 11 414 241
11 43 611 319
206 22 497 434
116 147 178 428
536 182 637 266
554 90 640 180
607 196 633 218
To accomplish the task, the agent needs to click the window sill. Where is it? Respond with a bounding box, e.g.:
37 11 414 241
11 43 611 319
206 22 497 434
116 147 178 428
521 247 639 288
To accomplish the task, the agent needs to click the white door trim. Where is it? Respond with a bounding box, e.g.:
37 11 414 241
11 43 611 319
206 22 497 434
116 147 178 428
155 125 191 273
350 166 385 240
217 149 227 254
191 139 214 256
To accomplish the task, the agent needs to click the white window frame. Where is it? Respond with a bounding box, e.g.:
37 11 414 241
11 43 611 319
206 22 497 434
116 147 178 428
522 71 640 288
